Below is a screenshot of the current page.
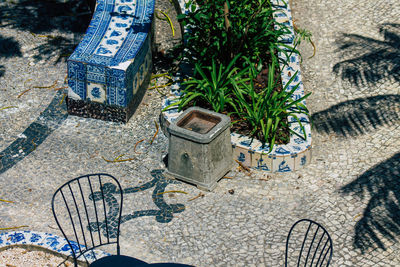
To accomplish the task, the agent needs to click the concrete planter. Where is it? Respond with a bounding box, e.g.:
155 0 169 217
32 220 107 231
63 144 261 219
166 107 233 191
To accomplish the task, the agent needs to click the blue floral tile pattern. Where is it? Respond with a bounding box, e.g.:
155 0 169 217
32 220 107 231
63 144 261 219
87 83 106 103
91 87 101 98
0 231 110 262
160 0 312 172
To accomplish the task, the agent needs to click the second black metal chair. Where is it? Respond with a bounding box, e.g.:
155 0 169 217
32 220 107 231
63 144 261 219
285 219 333 267
51 173 147 266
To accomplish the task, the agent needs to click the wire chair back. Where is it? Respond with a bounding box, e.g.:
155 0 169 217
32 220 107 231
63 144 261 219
285 219 333 267
52 173 123 266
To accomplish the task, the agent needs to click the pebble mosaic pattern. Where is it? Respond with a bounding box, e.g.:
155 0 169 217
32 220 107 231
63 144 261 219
87 169 185 238
0 0 400 266
0 90 67 175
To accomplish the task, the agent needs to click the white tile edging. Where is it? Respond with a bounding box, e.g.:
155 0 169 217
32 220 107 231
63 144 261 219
0 230 110 263
160 0 312 172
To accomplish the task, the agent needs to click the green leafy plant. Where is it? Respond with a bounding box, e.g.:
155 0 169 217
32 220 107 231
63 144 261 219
163 55 249 113
230 57 311 151
178 0 298 67
293 23 316 59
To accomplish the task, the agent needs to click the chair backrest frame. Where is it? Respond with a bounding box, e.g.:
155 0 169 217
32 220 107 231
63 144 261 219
285 219 333 267
51 173 123 266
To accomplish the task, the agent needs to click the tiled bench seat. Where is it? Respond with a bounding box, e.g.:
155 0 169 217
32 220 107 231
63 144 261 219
67 0 155 123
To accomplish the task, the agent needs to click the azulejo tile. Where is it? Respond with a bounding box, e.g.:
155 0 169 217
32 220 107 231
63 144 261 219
106 68 126 88
272 155 295 173
87 65 106 84
106 86 117 105
294 148 311 170
236 135 254 149
116 88 127 106
68 61 86 81
132 73 140 95
252 151 273 171
274 145 293 156
68 79 86 100
233 145 252 167
87 82 106 103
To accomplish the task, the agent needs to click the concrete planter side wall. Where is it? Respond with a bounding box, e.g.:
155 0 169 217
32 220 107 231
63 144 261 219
160 0 312 172
166 107 234 191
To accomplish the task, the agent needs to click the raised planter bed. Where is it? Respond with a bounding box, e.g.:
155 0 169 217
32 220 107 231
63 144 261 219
67 0 155 123
160 0 312 172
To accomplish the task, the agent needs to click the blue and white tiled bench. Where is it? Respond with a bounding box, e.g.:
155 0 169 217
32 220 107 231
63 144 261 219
160 0 312 172
67 0 155 123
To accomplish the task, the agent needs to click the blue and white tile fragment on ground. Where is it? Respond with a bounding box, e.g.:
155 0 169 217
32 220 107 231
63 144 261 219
0 231 110 263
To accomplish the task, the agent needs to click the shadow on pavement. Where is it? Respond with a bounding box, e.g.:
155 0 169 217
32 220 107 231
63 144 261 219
0 0 92 63
312 94 400 137
0 35 22 77
333 23 400 87
0 0 91 34
0 35 21 57
87 169 185 238
327 22 400 255
341 152 400 253
31 35 76 63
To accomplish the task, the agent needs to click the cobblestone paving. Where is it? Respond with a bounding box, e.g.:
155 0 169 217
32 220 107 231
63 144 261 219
0 0 399 266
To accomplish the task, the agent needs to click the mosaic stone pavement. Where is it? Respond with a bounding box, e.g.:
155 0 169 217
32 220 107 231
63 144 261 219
0 0 400 266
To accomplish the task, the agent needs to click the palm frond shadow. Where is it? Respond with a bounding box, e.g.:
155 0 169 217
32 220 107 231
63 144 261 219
312 94 400 137
0 34 22 77
0 35 21 58
0 66 4 78
333 23 400 87
0 0 91 34
0 0 91 63
341 152 400 253
31 36 76 63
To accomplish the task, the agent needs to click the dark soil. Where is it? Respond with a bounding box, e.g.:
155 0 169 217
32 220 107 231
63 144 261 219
228 64 291 145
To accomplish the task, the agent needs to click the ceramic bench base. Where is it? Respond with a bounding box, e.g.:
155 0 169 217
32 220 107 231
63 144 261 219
67 69 151 123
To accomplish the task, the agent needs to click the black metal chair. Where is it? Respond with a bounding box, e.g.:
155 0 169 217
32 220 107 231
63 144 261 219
51 173 147 267
285 219 333 267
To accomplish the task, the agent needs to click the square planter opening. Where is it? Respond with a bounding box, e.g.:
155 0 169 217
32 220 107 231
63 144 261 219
166 107 233 191
177 110 221 134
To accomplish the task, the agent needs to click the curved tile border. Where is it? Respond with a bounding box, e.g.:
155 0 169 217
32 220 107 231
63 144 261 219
160 0 312 172
0 231 110 263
